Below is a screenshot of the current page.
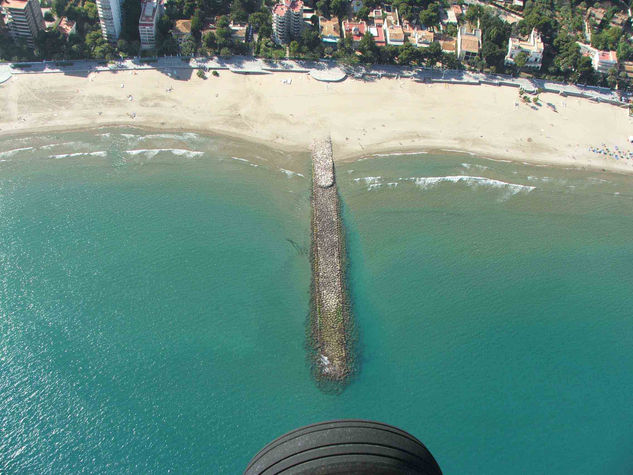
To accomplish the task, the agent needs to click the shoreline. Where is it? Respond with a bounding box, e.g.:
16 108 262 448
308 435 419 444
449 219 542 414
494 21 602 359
1 69 633 175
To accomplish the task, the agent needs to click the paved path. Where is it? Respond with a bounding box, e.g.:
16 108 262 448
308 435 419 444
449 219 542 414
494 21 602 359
1 56 625 104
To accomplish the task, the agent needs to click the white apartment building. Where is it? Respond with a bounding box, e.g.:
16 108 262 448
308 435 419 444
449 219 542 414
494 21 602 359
272 0 304 45
593 50 617 73
457 23 481 61
96 0 123 43
577 42 618 74
505 28 544 69
0 0 44 47
139 0 160 49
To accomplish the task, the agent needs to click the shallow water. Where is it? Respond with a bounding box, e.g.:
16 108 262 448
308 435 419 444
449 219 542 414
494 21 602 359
1 129 632 473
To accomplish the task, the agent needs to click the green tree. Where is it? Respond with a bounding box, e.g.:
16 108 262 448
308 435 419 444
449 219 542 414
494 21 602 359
203 30 217 49
51 0 68 17
83 2 98 21
419 3 440 28
357 6 370 20
358 31 379 62
576 55 594 83
180 35 197 55
316 0 330 17
425 41 442 66
514 51 528 68
249 10 271 31
191 8 204 39
330 0 348 19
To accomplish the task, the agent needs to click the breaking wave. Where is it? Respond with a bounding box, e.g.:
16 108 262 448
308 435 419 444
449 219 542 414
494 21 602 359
280 168 304 178
409 175 535 194
49 151 107 159
354 176 383 190
125 149 203 158
230 156 259 167
0 147 34 158
39 142 81 150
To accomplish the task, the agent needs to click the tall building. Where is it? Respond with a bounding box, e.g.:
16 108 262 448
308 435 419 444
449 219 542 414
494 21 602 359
138 0 160 50
272 0 303 45
0 0 44 47
96 0 123 43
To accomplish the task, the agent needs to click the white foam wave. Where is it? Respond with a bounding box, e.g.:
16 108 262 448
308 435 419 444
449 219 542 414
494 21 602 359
0 147 34 158
49 151 107 159
354 176 382 184
231 157 259 167
462 162 489 171
442 149 475 156
39 142 80 150
354 176 383 190
125 149 203 158
280 168 304 178
408 175 535 194
374 151 428 157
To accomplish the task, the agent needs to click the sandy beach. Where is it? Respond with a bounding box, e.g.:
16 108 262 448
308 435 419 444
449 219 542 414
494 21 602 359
1 68 632 174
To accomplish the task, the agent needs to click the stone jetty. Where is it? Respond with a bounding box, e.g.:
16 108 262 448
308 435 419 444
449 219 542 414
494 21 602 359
310 138 351 383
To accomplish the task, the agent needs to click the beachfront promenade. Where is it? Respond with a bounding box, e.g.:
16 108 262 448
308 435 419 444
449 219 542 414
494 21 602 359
0 55 625 105
310 138 351 384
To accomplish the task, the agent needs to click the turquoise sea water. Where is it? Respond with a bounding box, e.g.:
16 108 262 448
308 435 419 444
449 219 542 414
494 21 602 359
1 130 632 473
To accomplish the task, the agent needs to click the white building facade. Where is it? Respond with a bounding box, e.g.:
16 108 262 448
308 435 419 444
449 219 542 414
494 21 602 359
505 28 544 69
96 0 123 43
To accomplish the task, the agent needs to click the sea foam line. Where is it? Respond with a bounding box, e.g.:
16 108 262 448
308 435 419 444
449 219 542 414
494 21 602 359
138 132 200 141
49 151 107 159
441 149 476 156
231 156 259 167
0 147 34 158
280 168 304 178
408 175 535 194
354 176 383 190
125 149 203 158
39 142 80 150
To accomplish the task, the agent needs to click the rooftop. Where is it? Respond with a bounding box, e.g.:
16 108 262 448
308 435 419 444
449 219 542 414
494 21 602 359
342 20 367 41
139 0 159 25
319 16 340 39
598 50 617 62
386 24 404 42
273 3 287 15
1 0 29 10
369 23 385 45
510 29 544 52
460 35 480 53
57 16 75 35
417 29 434 44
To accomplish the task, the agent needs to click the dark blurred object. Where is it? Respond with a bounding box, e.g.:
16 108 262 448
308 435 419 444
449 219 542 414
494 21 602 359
245 419 442 474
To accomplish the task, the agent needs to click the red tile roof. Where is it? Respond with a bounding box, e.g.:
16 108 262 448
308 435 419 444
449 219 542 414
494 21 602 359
343 20 367 42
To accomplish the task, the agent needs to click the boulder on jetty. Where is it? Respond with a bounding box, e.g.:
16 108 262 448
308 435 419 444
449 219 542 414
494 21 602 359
309 138 352 386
